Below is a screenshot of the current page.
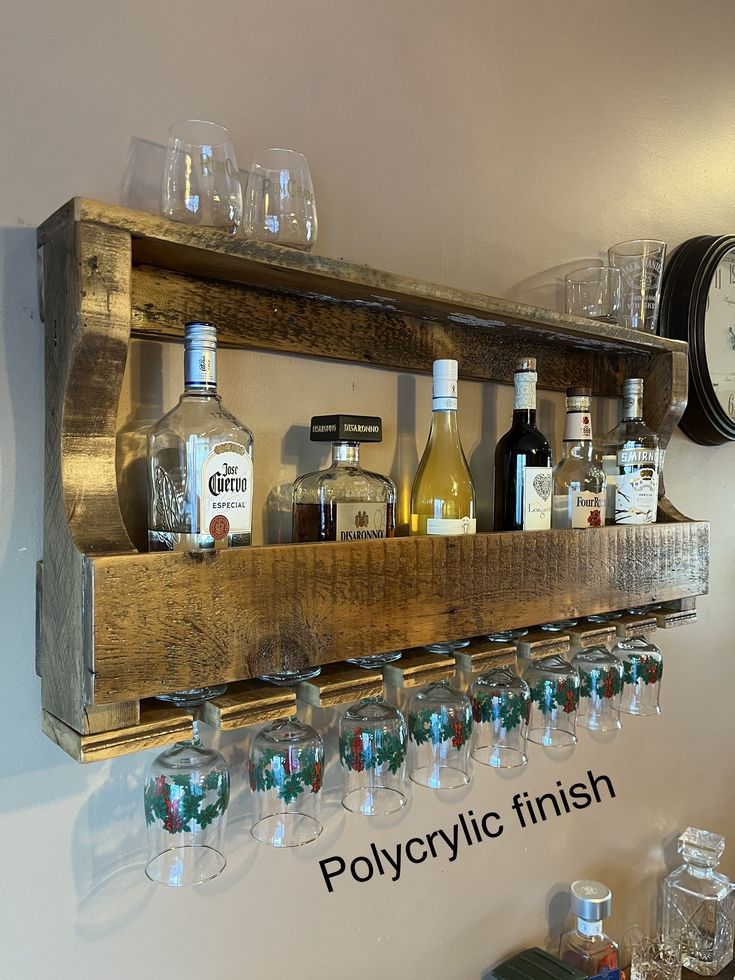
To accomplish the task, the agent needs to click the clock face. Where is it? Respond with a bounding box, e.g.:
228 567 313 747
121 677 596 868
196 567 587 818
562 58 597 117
704 246 735 421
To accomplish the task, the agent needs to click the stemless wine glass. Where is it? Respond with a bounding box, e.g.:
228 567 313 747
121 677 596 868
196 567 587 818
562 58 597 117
339 697 408 815
249 717 323 846
572 645 624 732
242 148 318 250
525 654 580 747
608 239 667 333
408 681 473 789
144 712 230 887
565 266 622 324
161 119 243 233
471 668 530 768
613 635 663 716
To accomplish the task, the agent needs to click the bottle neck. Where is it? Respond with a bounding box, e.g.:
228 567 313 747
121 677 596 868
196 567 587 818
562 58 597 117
622 389 643 421
686 861 717 879
332 442 361 465
184 343 217 391
429 408 461 437
513 369 538 422
563 401 593 453
577 918 604 937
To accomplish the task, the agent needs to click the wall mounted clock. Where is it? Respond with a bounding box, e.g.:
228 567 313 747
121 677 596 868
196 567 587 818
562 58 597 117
659 235 735 445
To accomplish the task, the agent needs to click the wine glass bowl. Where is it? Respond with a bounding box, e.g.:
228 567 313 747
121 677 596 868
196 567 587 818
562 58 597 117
339 697 408 816
408 681 473 789
471 668 530 768
242 148 318 250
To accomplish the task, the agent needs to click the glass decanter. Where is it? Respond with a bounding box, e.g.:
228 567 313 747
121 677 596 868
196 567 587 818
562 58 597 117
662 827 735 975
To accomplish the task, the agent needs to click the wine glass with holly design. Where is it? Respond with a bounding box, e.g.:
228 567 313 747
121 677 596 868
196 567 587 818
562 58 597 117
612 635 663 716
572 645 624 732
408 681 473 789
471 668 530 768
144 705 230 887
249 717 324 846
525 654 580 747
339 697 408 815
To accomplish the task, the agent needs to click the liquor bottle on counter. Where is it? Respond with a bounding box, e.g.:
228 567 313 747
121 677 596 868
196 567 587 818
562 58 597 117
559 880 620 980
552 388 606 529
494 357 553 531
602 378 660 525
410 359 476 536
148 321 253 551
292 414 396 542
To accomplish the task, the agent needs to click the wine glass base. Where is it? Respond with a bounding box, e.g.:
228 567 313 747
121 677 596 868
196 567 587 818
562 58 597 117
620 704 661 716
156 685 227 708
472 744 528 768
145 845 226 886
346 652 403 668
424 639 470 654
251 812 323 847
258 667 322 686
527 727 577 748
409 765 470 790
342 786 408 816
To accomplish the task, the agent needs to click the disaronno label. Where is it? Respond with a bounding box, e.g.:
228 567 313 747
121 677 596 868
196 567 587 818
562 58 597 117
523 466 552 530
336 502 388 541
200 442 253 537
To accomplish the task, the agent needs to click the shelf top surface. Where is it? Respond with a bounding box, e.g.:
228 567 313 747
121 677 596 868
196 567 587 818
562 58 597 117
38 197 687 358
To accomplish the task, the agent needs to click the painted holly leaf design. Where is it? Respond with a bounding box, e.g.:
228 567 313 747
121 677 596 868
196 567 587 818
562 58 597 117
143 771 229 835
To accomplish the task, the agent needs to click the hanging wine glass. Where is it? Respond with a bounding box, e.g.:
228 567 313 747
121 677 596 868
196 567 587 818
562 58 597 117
144 699 230 887
525 654 580 747
471 667 530 768
339 697 408 815
408 681 473 789
572 645 624 732
613 635 663 716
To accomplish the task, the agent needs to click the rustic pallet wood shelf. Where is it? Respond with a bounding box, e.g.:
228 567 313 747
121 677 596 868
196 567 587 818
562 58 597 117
36 198 709 762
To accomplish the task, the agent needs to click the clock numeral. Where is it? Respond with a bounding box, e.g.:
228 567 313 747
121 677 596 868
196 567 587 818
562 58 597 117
714 267 722 290
729 262 735 285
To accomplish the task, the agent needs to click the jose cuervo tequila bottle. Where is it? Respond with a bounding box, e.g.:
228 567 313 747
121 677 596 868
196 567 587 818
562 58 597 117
602 378 659 524
410 359 476 536
148 321 254 551
292 414 396 542
552 387 606 529
494 357 552 531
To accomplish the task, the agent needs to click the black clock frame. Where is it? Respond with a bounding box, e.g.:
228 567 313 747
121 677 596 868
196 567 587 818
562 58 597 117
659 234 735 446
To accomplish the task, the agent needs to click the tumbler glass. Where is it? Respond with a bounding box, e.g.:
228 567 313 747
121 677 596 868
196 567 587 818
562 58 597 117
572 645 623 732
161 119 242 233
242 148 318 250
471 668 530 768
565 266 622 324
525 654 580 747
249 718 323 846
144 730 229 886
608 239 667 333
408 681 473 789
339 697 408 815
613 635 663 716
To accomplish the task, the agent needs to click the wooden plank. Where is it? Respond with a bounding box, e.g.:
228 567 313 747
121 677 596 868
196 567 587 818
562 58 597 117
197 680 295 731
296 663 384 708
88 520 709 704
566 623 617 650
42 703 192 763
655 597 697 629
383 651 457 689
454 641 516 675
514 630 572 662
615 613 658 638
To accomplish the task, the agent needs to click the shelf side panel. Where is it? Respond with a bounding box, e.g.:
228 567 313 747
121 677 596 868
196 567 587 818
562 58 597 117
90 523 709 704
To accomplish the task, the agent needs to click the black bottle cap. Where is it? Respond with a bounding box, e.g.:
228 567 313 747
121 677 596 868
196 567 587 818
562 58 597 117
310 414 383 443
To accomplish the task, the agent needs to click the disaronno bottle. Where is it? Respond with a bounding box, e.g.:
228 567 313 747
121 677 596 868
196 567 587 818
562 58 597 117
148 321 254 551
602 378 659 524
552 388 606 529
494 357 553 531
292 414 396 542
411 359 476 536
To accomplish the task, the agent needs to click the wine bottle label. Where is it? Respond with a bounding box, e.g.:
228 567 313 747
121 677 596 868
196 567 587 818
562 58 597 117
514 371 537 410
200 442 252 536
615 469 659 524
563 410 593 441
569 491 606 529
425 517 476 535
336 502 388 540
522 466 552 530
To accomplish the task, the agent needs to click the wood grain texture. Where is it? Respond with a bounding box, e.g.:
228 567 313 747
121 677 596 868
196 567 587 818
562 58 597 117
655 598 697 628
88 522 709 703
454 642 516 674
566 623 617 649
196 680 295 731
42 702 192 763
383 650 457 689
295 663 384 708
615 613 658 638
514 631 571 661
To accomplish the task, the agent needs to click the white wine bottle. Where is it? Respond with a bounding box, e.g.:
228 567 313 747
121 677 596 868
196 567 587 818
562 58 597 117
410 359 476 536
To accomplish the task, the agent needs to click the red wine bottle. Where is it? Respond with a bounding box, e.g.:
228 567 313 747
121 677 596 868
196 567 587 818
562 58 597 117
493 357 553 531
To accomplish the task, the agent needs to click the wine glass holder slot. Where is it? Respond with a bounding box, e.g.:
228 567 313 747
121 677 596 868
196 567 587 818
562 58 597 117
36 199 708 762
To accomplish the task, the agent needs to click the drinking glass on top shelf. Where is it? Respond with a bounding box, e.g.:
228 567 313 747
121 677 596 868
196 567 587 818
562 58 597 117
242 148 318 250
565 266 622 324
161 120 242 233
608 240 667 333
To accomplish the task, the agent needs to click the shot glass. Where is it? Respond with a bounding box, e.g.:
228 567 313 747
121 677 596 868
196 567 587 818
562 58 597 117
565 266 622 324
613 635 663 716
339 697 408 815
608 240 667 333
161 119 242 233
572 645 623 732
249 718 323 846
525 654 580 747
408 681 473 789
471 668 530 768
242 148 318 250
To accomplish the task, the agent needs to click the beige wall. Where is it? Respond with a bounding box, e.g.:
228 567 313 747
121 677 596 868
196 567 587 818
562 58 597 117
2 2 734 977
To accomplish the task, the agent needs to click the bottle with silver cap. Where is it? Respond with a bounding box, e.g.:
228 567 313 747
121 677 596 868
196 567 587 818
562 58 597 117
552 387 607 530
148 321 254 551
601 378 660 525
559 879 621 980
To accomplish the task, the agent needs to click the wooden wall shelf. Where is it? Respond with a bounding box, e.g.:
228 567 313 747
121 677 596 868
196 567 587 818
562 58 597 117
36 198 709 761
